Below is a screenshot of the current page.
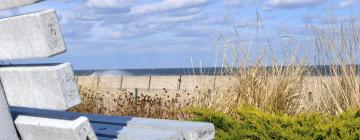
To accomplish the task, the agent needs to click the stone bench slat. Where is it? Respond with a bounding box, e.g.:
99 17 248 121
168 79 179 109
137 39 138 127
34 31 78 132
92 123 184 140
15 115 97 140
125 118 215 140
0 0 44 11
10 106 215 140
0 63 81 110
0 83 19 140
11 106 133 124
11 108 186 140
0 9 66 60
116 126 183 140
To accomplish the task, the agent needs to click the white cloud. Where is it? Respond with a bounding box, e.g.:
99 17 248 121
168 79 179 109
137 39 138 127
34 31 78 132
223 0 255 7
339 0 360 7
149 13 202 24
86 0 137 9
130 0 211 15
267 0 325 9
99 12 203 40
55 0 213 44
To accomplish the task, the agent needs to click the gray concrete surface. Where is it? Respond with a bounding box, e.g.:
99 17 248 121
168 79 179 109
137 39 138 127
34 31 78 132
126 118 215 140
11 106 216 140
0 0 44 11
15 115 97 140
116 127 183 140
0 9 66 60
0 82 19 140
0 63 81 110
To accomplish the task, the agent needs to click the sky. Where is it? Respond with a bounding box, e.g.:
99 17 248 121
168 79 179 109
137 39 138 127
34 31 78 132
0 0 359 70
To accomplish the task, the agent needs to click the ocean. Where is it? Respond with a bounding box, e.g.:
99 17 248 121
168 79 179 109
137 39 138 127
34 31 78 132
74 67 225 76
74 65 360 76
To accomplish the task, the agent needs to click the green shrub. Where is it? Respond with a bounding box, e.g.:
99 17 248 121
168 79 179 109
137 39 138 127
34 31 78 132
188 106 360 140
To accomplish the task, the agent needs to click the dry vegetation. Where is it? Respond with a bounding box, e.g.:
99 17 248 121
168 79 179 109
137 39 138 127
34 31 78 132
71 13 360 120
70 86 199 119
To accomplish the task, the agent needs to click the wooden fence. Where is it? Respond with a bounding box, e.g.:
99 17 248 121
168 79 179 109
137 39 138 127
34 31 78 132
76 75 226 90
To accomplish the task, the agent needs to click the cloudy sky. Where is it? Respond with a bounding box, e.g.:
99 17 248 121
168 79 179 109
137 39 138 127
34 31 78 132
0 0 359 69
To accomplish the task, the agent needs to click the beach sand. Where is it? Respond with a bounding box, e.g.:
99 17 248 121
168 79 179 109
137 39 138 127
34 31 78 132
73 75 355 117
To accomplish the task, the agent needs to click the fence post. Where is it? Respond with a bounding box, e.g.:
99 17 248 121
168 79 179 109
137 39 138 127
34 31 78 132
308 92 313 102
134 88 138 104
177 75 182 90
119 75 123 90
208 89 212 107
147 75 152 91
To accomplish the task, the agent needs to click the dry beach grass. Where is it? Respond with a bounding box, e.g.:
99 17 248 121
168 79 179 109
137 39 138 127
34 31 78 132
71 13 360 120
71 74 359 119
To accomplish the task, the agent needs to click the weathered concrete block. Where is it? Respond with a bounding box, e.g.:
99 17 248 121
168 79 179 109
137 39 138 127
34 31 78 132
10 106 216 139
0 82 19 140
116 127 183 140
126 118 215 140
0 9 66 60
0 0 44 11
15 115 97 140
0 63 81 110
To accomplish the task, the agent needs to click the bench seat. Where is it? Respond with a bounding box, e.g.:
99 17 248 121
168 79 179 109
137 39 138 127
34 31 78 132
10 106 215 140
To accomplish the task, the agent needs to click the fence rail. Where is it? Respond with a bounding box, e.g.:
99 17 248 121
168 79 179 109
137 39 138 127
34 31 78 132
76 75 224 90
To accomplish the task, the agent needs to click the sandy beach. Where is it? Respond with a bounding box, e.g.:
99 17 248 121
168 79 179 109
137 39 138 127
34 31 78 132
75 75 346 110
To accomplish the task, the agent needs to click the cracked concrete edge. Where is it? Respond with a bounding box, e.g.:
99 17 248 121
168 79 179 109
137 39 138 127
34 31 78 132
0 9 66 60
15 115 97 140
0 81 19 140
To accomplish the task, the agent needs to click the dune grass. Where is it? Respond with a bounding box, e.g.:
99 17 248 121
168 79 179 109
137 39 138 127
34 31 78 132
70 13 360 139
71 13 360 116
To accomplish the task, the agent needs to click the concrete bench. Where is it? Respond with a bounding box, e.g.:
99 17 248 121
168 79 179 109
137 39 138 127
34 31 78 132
0 9 66 60
10 106 215 140
0 84 18 140
15 115 97 140
0 63 81 110
0 0 215 139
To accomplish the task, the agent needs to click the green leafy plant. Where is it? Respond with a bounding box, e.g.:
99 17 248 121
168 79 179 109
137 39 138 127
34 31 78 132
189 106 360 140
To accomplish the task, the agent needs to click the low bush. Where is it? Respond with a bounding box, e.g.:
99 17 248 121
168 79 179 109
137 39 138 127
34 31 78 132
189 106 360 140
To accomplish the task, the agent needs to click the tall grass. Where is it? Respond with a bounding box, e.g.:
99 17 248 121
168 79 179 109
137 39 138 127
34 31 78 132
198 12 360 115
310 14 360 114
71 13 360 118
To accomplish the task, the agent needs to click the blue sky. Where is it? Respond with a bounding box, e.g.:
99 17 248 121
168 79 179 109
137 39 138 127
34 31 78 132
0 0 359 69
